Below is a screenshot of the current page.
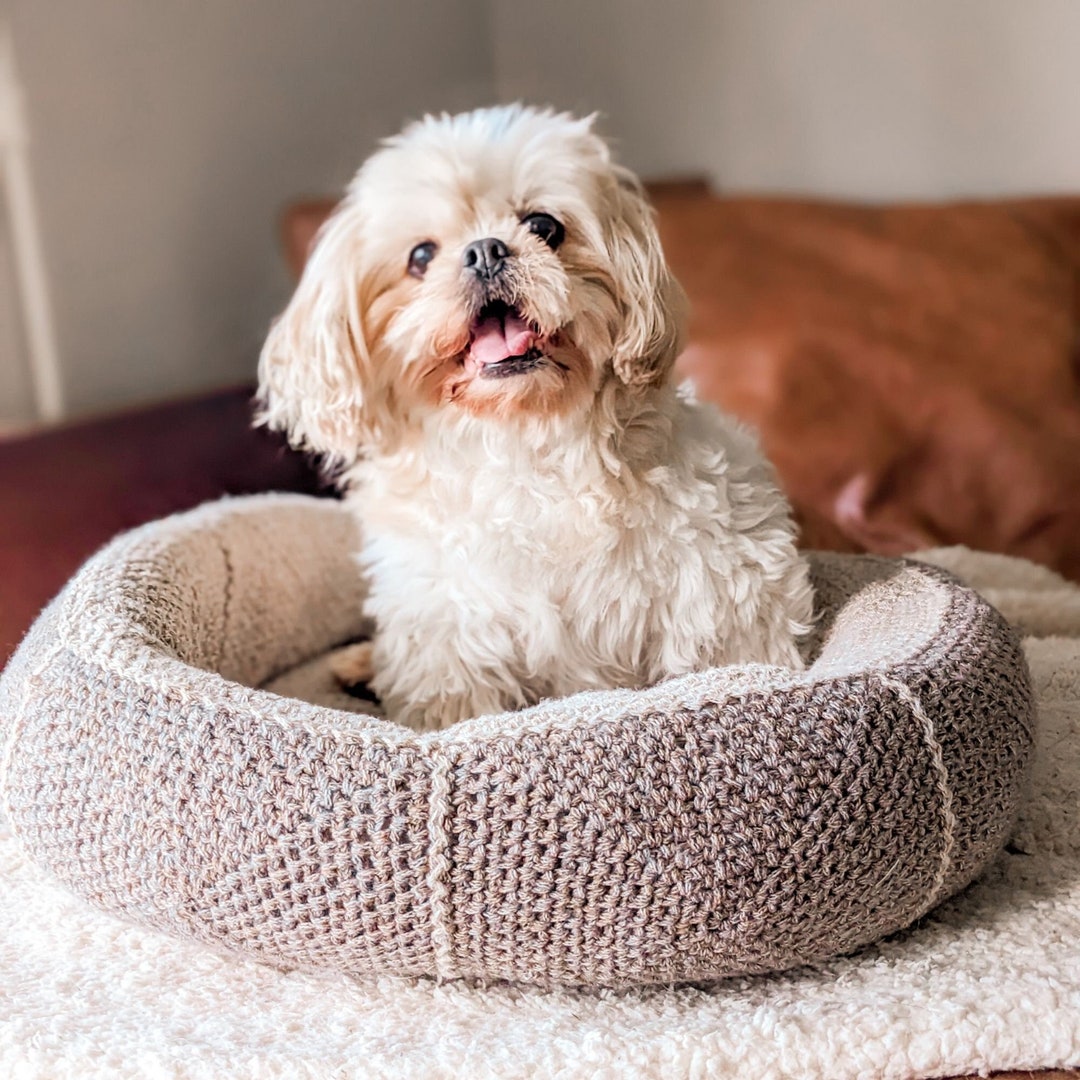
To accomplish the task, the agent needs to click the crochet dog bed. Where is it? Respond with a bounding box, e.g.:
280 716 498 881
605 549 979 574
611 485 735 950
0 494 1034 989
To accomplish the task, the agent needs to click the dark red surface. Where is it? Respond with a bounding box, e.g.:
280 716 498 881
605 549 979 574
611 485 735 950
0 385 324 666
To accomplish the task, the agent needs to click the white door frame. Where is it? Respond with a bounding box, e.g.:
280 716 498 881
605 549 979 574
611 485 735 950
1 22 62 422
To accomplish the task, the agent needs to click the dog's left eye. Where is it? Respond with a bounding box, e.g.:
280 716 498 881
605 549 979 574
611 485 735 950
521 212 565 250
408 241 438 278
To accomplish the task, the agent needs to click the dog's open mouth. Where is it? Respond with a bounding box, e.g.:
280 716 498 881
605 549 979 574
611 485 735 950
468 301 544 378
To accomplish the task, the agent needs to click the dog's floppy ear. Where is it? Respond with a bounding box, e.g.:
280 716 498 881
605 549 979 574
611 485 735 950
604 169 687 388
256 199 375 462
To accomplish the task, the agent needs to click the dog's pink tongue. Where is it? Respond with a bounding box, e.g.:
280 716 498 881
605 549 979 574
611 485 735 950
469 310 534 365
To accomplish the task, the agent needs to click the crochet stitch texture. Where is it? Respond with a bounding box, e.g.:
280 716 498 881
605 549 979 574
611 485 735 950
0 494 1034 988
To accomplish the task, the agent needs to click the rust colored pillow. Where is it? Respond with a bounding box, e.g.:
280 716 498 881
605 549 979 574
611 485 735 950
655 189 1080 581
281 188 1080 581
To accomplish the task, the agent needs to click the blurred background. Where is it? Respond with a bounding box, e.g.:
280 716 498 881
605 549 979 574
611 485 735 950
2 0 1080 658
4 0 1080 425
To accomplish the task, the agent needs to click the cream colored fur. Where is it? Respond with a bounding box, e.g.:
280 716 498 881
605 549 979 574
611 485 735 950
258 105 813 729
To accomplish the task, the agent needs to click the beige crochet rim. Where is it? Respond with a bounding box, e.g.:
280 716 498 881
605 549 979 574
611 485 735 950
0 494 1034 989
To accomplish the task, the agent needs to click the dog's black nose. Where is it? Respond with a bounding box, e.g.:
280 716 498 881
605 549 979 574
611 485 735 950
462 237 509 280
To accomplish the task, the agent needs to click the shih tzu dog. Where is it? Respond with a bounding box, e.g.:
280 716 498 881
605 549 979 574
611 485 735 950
258 105 813 731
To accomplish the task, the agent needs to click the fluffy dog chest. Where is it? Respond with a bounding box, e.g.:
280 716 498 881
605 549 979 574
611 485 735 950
361 495 666 697
353 426 756 698
362 455 636 612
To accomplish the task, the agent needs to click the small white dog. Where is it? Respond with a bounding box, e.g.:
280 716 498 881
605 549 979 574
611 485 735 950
258 105 813 730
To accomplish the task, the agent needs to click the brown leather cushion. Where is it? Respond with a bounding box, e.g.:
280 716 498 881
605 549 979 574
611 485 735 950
282 187 1080 582
654 188 1080 581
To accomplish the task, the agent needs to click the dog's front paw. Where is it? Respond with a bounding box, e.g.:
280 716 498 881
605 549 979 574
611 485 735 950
329 641 375 688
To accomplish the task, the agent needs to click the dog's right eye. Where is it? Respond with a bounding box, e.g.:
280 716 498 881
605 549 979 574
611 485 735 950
408 241 438 278
522 212 565 250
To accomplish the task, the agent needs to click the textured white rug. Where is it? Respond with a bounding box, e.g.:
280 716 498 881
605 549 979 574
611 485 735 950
1 547 1078 1079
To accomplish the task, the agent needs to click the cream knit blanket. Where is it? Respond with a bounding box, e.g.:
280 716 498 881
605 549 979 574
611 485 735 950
0 545 1078 1079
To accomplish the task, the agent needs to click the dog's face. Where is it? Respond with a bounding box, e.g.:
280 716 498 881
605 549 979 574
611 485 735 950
258 106 685 459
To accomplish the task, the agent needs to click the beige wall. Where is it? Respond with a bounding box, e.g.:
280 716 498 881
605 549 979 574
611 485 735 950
492 0 1080 198
7 1 1080 420
8 0 492 418
704 0 1080 198
490 0 717 180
